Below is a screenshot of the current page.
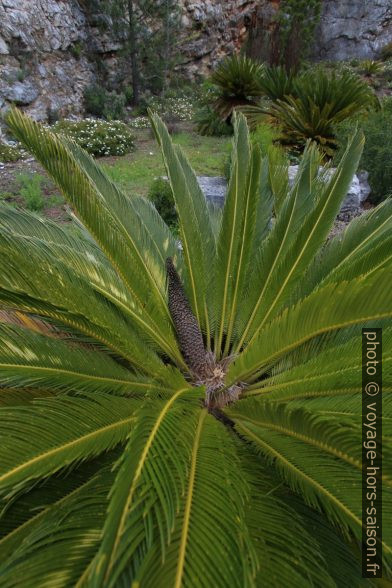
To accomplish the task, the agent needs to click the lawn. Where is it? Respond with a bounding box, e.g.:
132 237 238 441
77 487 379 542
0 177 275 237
0 125 230 220
101 127 230 197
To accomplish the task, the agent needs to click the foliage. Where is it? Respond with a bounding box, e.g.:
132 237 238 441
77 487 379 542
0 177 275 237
258 65 296 101
148 177 177 228
84 0 181 101
360 59 384 76
210 55 265 119
70 41 83 59
83 84 107 117
16 172 45 212
104 92 126 121
84 85 126 120
148 95 194 122
380 41 392 61
243 69 378 156
334 99 392 204
251 122 281 155
52 118 135 157
1 107 392 586
0 142 23 163
276 0 322 71
194 105 233 137
129 115 151 129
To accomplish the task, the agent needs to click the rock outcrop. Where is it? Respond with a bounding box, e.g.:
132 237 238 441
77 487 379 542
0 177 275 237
0 0 94 119
0 0 391 120
314 0 392 61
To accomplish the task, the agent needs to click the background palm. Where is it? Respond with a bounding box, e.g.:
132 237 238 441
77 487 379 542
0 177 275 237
0 109 391 587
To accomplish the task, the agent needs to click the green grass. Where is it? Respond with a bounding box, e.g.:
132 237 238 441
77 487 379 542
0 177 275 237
102 129 230 196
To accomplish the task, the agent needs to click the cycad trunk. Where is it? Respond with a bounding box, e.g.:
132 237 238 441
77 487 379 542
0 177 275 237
166 258 242 408
166 257 207 378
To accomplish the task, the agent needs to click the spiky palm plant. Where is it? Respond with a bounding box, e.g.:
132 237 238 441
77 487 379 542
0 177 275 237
210 55 265 119
0 108 391 587
241 69 378 156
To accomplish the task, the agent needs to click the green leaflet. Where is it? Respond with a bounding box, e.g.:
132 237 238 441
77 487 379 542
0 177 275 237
150 112 216 345
134 412 257 588
0 393 138 500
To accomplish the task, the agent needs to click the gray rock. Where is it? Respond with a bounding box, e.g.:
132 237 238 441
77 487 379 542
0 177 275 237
197 176 227 206
0 80 39 105
314 0 392 61
0 36 9 54
196 168 371 216
288 165 371 215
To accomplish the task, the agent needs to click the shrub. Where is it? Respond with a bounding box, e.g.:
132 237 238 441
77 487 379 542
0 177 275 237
380 41 392 61
52 119 135 157
268 70 378 155
251 122 281 155
194 105 233 137
129 116 150 129
148 95 194 122
3 107 392 586
360 59 384 76
0 142 23 163
210 55 265 118
123 85 133 105
334 100 392 204
83 84 107 117
258 65 297 101
148 177 177 227
17 172 45 211
0 191 15 203
103 92 126 121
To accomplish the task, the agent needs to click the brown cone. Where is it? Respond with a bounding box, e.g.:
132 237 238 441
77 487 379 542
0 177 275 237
166 257 207 378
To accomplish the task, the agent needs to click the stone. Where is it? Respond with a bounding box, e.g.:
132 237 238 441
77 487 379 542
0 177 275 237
0 36 9 54
0 79 39 105
288 165 371 214
196 168 371 216
197 176 227 206
313 0 392 61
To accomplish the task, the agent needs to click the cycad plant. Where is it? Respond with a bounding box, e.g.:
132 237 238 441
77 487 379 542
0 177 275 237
242 69 378 156
210 55 265 119
0 108 391 587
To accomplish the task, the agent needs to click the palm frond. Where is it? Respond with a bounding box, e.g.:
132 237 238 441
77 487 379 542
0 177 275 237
245 327 392 401
134 412 256 588
5 109 182 365
214 113 263 354
0 393 138 500
0 322 162 396
0 226 165 374
89 387 201 587
150 112 216 346
302 198 392 296
239 447 363 587
227 268 392 385
0 461 115 588
229 406 392 574
233 130 364 353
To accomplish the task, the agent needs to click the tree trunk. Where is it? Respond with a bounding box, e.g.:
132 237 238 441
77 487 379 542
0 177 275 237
127 0 140 105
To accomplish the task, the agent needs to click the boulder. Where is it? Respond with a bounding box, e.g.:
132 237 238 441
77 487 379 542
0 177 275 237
0 79 39 105
196 168 371 216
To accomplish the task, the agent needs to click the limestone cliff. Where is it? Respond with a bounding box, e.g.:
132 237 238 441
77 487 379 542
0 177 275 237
0 0 391 120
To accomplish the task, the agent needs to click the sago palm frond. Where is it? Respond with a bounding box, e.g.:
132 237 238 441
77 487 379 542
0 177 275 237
0 107 391 586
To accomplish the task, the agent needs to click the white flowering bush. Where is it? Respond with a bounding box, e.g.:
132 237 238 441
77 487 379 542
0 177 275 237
0 141 25 163
149 96 194 121
52 119 135 157
129 93 195 130
129 116 151 129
